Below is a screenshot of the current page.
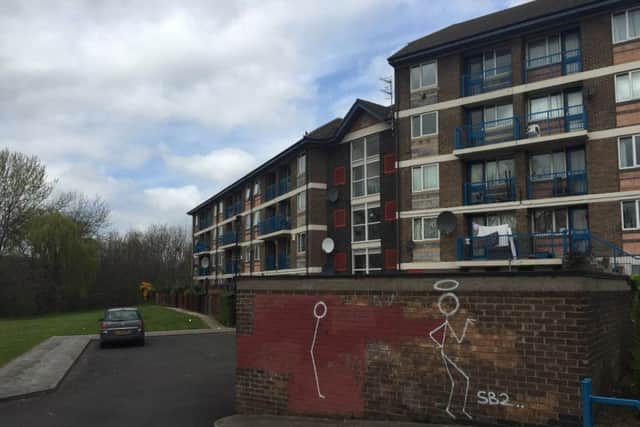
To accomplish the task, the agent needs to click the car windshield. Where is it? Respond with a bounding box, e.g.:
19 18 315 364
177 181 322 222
105 310 139 321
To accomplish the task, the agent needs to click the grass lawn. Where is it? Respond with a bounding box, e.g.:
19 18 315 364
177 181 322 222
0 305 209 368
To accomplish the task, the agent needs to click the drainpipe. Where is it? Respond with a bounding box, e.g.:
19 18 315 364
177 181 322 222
306 150 310 276
394 71 401 272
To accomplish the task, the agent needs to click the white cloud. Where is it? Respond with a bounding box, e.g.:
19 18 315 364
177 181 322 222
163 147 257 182
144 185 203 212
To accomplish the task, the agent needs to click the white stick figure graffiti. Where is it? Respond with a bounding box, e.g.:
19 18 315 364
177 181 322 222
310 301 327 399
428 280 476 420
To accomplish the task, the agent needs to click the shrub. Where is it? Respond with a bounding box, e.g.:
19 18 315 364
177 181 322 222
215 291 236 327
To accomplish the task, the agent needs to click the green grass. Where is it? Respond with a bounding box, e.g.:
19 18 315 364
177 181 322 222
0 305 208 368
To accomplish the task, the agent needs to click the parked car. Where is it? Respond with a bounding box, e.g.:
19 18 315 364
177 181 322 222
99 307 145 348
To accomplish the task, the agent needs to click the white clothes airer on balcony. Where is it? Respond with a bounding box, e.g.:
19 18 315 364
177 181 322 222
472 223 518 259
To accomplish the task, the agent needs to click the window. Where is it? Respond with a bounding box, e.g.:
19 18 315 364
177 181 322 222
527 36 561 68
353 248 382 275
484 104 513 128
253 244 261 261
412 217 439 241
297 154 306 176
296 232 306 253
411 111 438 138
410 61 437 90
412 164 439 192
616 70 640 102
529 93 563 121
613 8 640 44
530 152 566 180
245 215 251 230
470 159 514 183
352 203 381 242
218 201 223 213
253 182 261 196
297 191 306 213
619 135 640 168
244 246 251 262
253 210 261 226
351 135 380 197
472 212 516 232
483 49 511 77
622 200 640 230
245 187 251 200
532 208 568 233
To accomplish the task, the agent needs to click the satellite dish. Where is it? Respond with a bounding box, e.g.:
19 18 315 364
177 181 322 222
200 256 210 268
436 211 457 235
321 237 335 254
327 188 339 203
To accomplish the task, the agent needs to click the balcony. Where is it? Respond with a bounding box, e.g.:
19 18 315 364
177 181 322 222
218 231 238 246
224 202 242 219
197 215 212 231
265 253 290 271
524 48 582 83
224 260 239 275
197 267 210 276
258 215 291 236
526 170 587 199
455 117 520 150
194 240 209 253
265 176 292 201
456 230 591 261
463 177 516 205
461 65 513 97
454 105 587 151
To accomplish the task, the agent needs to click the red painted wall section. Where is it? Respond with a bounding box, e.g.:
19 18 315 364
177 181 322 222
237 294 441 417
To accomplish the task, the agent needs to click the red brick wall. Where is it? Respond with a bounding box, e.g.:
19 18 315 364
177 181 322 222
235 275 630 426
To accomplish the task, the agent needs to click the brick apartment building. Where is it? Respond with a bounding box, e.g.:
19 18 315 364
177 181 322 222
189 0 640 287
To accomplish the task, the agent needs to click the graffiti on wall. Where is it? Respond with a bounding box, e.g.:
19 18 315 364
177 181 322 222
310 301 327 399
428 279 476 420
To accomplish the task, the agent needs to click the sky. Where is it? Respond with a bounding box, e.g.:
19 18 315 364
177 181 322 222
0 0 529 232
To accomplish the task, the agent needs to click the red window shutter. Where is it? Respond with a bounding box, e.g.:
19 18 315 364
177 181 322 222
384 201 397 222
334 166 346 186
335 252 347 272
384 249 397 270
334 209 346 228
383 153 396 175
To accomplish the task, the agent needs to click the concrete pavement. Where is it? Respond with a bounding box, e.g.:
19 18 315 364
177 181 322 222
164 305 235 332
214 415 461 427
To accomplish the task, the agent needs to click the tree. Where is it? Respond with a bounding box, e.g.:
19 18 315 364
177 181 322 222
0 149 53 256
49 191 110 237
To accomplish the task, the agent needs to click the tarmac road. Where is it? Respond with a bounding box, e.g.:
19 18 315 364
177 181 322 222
0 333 235 427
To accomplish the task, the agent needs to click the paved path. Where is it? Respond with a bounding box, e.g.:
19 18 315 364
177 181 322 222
164 306 235 332
0 334 235 427
216 415 460 427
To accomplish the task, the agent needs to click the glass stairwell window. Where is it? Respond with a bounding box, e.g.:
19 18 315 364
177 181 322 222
351 135 380 198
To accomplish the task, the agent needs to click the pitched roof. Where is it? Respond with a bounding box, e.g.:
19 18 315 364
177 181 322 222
388 0 616 65
333 98 392 140
305 117 343 140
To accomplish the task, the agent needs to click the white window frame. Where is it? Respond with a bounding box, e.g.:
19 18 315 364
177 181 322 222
615 70 640 103
245 187 251 201
297 191 306 213
531 208 569 234
244 246 251 262
410 61 438 91
612 8 640 44
253 244 261 261
482 49 511 78
619 135 640 169
529 152 567 181
484 103 514 129
352 247 382 274
253 182 261 196
351 135 380 198
621 200 640 230
412 217 440 241
297 154 306 176
411 111 438 139
411 163 439 193
526 35 561 69
351 202 381 243
244 214 251 230
296 232 306 253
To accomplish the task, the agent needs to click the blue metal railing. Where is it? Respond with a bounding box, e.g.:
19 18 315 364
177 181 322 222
265 255 276 271
524 48 582 82
194 240 209 253
461 64 512 97
581 378 640 427
526 104 587 136
265 176 292 201
455 116 520 149
526 169 587 199
264 254 290 271
463 177 516 205
198 267 210 276
589 234 640 274
218 230 238 246
224 202 242 219
197 215 212 230
278 253 290 270
456 231 576 261
258 215 290 235
224 260 239 275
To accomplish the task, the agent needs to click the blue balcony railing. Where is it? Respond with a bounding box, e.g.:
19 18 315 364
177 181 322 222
461 64 513 97
265 177 292 201
455 117 520 149
198 267 210 276
278 253 290 270
265 255 276 271
526 104 587 136
526 169 587 199
218 231 238 246
224 260 239 275
258 215 291 236
197 215 212 230
463 177 516 205
524 48 582 82
264 254 290 271
224 202 242 219
194 240 209 253
456 230 591 261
